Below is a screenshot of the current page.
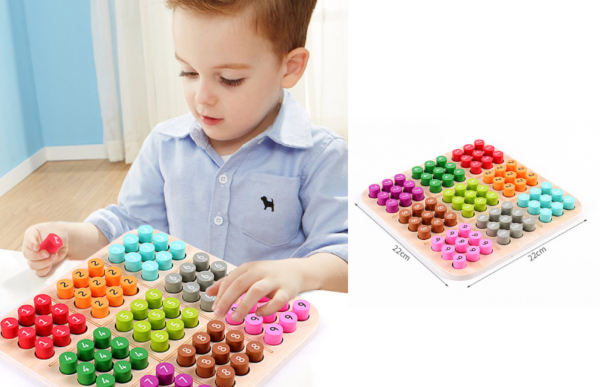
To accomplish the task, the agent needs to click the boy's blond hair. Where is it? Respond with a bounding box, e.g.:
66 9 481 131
165 0 318 61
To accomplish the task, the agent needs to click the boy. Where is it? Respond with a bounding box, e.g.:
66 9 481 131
22 0 347 323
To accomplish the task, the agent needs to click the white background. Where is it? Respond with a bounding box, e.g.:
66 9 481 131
350 1 600 386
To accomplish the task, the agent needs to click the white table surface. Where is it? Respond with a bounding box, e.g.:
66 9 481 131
0 249 350 386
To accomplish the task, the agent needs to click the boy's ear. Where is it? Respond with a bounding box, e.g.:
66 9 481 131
281 47 310 89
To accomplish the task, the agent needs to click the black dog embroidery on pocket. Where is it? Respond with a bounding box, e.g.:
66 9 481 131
261 196 275 212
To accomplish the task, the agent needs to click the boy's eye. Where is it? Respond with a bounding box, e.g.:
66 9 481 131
220 77 244 87
179 70 197 78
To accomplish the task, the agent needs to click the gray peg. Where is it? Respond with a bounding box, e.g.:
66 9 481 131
197 271 214 291
165 273 183 294
499 215 512 230
193 252 210 272
510 223 523 238
182 282 200 303
489 208 502 222
497 229 511 245
523 217 536 232
501 202 514 216
511 209 524 224
180 263 197 283
486 222 500 237
476 214 489 229
200 293 216 312
211 261 227 281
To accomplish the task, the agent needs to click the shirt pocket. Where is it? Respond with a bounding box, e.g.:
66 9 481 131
242 172 303 247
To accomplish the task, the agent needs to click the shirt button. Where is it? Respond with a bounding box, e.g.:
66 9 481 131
214 216 224 226
219 174 228 184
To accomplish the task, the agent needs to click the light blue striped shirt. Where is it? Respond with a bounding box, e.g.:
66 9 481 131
84 90 348 266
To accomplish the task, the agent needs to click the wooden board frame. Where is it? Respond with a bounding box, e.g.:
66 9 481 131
357 150 584 282
0 230 319 387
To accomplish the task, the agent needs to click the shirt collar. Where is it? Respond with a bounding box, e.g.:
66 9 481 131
155 89 313 149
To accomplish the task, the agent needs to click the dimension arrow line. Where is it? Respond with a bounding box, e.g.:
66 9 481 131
355 203 448 286
468 218 587 288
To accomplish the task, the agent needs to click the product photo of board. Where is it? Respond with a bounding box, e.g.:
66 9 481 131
357 139 584 284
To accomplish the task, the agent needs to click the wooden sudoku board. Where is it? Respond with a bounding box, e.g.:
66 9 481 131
357 140 583 282
0 229 319 387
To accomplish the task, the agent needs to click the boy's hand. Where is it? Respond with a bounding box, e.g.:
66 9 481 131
206 252 347 323
22 222 69 277
206 259 305 322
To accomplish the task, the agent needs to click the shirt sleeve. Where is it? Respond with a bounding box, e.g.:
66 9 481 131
292 136 348 261
83 131 169 243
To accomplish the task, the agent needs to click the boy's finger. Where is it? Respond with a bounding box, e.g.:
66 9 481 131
231 279 277 322
212 266 247 311
255 289 292 317
213 272 257 319
35 266 53 277
27 255 57 271
205 280 222 297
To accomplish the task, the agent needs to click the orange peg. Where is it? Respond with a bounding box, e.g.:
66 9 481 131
483 170 495 184
493 177 505 191
503 183 515 197
526 172 538 186
516 165 527 178
74 288 92 309
105 267 122 287
505 171 517 185
91 297 109 319
72 269 89 288
88 258 105 278
120 275 137 296
506 159 517 172
106 286 124 307
495 165 506 177
57 279 74 299
89 277 107 298
515 178 527 192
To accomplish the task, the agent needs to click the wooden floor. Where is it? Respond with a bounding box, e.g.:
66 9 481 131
0 159 130 251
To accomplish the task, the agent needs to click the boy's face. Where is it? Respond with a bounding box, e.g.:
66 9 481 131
173 9 285 143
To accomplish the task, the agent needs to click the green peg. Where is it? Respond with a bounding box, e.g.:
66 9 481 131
77 339 95 361
429 179 442 194
131 299 149 320
151 330 169 352
163 297 180 319
464 190 477 204
96 374 116 387
412 166 423 179
129 347 149 370
76 362 96 386
110 337 130 359
432 167 445 180
454 169 466 182
114 360 132 383
420 173 432 186
116 310 134 332
146 289 163 309
436 155 447 168
148 309 166 330
182 307 199 328
93 327 111 349
133 321 151 342
94 349 113 372
424 160 436 173
59 351 78 375
166 319 185 340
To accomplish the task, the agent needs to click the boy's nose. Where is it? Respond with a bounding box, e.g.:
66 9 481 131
194 81 217 107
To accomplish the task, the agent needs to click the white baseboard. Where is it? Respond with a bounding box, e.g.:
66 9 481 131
0 144 107 198
45 144 107 161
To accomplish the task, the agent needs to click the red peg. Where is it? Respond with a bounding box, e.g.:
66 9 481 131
460 155 472 168
463 144 474 156
452 149 463 162
492 150 504 164
1 317 19 339
35 337 54 359
18 305 35 326
39 233 63 254
483 145 495 156
51 303 69 325
474 139 485 151
34 294 52 315
18 327 36 349
52 325 71 347
481 156 494 170
472 150 483 162
68 313 86 334
470 161 482 175
35 315 53 337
